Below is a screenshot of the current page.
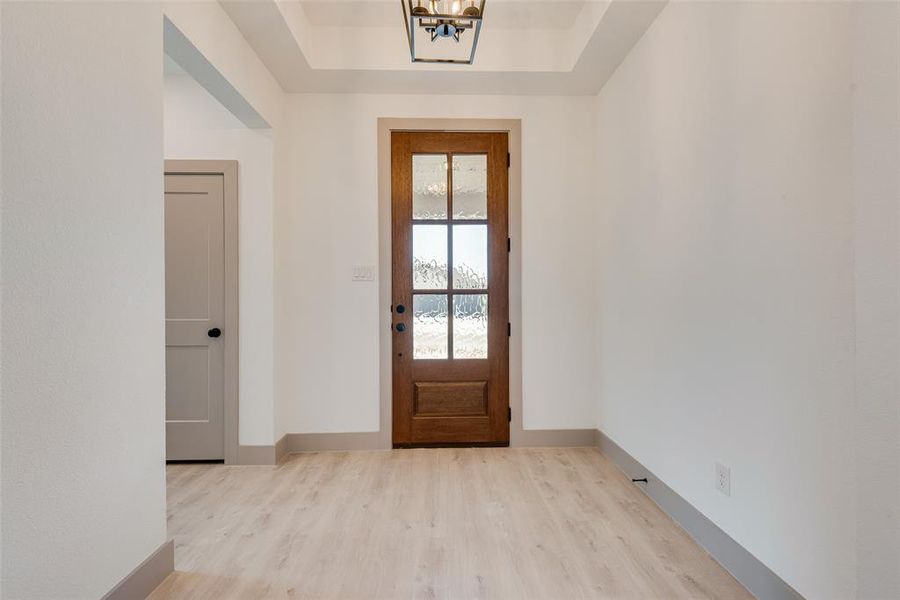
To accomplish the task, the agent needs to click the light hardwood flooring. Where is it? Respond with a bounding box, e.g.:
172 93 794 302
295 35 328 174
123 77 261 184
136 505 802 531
150 448 752 599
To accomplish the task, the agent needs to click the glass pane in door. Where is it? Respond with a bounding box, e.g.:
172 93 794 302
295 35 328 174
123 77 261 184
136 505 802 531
453 294 488 358
452 225 487 289
452 155 487 219
414 294 448 359
413 225 448 289
413 155 448 220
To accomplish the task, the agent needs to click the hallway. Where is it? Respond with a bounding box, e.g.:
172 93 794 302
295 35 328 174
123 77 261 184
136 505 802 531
5 2 900 597
152 448 750 599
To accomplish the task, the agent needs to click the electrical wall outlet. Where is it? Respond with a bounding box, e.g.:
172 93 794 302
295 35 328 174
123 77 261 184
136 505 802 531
715 462 731 497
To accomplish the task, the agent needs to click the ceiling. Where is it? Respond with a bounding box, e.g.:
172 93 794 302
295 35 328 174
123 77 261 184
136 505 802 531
219 0 666 95
300 1 585 30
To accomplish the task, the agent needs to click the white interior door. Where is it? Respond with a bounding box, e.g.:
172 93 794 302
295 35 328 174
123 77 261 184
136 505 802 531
165 173 225 460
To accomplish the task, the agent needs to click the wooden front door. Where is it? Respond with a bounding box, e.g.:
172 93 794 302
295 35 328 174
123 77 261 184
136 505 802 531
391 131 509 447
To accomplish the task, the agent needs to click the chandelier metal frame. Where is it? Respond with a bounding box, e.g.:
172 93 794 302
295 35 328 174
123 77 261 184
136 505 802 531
401 0 487 65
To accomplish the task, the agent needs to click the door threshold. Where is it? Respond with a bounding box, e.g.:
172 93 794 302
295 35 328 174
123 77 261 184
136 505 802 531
393 442 509 449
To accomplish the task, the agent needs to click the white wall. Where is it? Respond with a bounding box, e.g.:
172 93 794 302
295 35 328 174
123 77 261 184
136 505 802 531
594 2 899 598
165 70 276 446
1 3 167 597
851 2 900 597
1 0 5 587
276 94 598 434
163 0 283 130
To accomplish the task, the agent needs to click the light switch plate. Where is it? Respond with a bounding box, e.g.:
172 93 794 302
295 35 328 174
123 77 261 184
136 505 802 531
352 265 375 282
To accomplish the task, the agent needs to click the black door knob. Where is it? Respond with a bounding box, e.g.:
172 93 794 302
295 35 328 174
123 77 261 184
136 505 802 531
396 304 406 314
395 323 406 332
208 328 222 338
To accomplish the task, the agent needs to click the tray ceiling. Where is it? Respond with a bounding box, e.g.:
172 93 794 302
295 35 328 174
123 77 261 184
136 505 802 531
219 0 666 95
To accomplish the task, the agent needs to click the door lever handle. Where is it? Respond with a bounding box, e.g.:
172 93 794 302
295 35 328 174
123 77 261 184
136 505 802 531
208 328 222 338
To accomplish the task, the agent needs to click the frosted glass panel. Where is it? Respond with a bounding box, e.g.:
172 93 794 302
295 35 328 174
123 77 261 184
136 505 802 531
453 295 488 359
452 155 487 219
414 294 448 359
413 225 448 289
413 155 448 220
452 225 487 289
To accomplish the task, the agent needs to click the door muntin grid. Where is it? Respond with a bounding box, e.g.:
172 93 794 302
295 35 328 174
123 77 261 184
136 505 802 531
411 153 489 360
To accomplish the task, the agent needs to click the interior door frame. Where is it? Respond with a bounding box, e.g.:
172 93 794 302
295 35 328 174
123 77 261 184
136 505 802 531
377 119 522 449
164 160 239 465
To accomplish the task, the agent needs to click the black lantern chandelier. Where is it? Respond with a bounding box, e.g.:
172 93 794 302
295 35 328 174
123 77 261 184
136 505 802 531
401 0 486 65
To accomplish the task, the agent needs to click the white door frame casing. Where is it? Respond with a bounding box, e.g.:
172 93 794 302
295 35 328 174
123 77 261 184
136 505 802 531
164 160 240 464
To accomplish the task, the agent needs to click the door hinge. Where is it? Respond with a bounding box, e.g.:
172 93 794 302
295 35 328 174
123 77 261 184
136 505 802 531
507 153 511 168
507 322 511 337
507 237 511 252
508 407 512 422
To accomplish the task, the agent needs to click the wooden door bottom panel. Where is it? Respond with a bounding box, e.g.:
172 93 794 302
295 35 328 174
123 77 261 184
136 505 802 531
414 381 488 417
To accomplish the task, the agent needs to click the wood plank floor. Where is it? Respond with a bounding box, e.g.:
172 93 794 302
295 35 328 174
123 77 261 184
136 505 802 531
150 448 752 599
